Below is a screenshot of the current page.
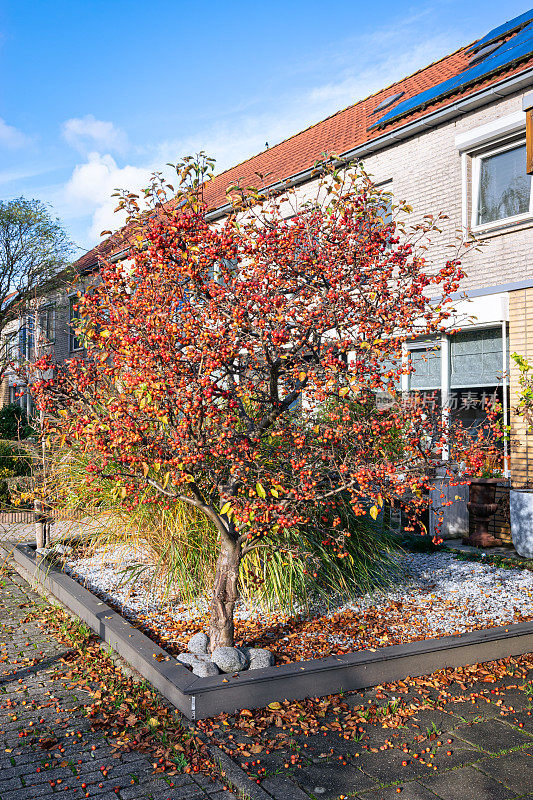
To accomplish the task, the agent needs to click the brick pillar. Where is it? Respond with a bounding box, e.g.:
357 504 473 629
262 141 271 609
509 288 533 488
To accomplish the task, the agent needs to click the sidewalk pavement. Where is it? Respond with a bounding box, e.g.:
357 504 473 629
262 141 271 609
0 567 237 800
200 655 533 800
1 551 532 800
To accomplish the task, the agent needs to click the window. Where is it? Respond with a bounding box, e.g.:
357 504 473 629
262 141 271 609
450 328 503 388
472 141 532 228
408 344 440 390
39 304 55 344
69 297 82 352
17 317 34 361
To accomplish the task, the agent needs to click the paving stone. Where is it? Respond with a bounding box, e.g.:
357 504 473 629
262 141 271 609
442 696 504 724
356 782 442 799
261 775 313 799
191 773 228 793
500 709 533 735
475 749 533 793
293 762 377 798
419 764 520 800
453 719 533 752
0 569 236 800
356 745 463 783
404 707 463 736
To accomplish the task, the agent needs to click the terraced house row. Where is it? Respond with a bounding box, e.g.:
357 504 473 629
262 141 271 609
4 9 533 501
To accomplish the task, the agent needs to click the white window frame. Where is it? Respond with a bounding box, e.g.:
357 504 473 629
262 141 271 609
471 137 533 232
69 295 84 352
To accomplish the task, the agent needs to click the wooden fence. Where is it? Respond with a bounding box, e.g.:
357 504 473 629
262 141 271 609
0 508 99 524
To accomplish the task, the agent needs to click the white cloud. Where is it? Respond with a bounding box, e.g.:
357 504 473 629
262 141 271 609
0 118 31 149
62 114 128 156
64 152 151 240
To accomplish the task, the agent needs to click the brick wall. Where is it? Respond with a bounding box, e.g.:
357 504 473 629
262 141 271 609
509 287 533 488
360 90 531 293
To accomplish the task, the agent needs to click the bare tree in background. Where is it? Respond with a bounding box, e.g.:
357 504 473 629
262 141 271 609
0 197 73 386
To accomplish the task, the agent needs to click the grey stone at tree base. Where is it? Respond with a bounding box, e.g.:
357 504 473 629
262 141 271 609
211 646 249 672
177 652 221 676
192 660 220 678
188 632 209 654
178 652 207 667
510 489 533 557
242 646 275 669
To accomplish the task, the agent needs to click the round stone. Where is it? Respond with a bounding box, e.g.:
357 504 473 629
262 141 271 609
176 652 202 667
188 632 209 654
210 646 249 673
242 647 274 669
191 661 220 677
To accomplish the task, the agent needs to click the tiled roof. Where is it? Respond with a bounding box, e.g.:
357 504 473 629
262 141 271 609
72 35 533 274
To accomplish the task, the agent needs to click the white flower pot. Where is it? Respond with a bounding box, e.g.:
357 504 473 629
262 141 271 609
510 489 533 558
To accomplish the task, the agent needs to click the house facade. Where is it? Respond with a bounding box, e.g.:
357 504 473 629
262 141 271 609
8 9 533 489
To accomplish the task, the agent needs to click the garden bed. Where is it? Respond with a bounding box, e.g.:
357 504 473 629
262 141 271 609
62 547 533 665
8 542 533 721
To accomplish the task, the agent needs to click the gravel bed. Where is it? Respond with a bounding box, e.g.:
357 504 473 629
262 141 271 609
60 548 533 662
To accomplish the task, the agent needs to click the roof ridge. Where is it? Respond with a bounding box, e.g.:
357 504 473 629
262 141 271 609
205 39 476 188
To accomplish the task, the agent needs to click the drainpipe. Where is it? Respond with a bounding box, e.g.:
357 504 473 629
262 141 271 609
502 313 510 479
440 334 450 462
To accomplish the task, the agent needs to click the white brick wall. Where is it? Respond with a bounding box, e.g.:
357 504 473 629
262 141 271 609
358 91 531 292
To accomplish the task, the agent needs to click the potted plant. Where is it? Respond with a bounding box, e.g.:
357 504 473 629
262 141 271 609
509 353 533 558
463 454 504 548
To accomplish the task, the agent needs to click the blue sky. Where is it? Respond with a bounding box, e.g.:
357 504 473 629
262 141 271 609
0 0 530 257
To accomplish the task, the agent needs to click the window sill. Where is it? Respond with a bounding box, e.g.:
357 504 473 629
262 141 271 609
470 216 533 241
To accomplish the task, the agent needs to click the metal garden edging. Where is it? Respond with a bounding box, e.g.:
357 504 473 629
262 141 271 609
11 543 533 721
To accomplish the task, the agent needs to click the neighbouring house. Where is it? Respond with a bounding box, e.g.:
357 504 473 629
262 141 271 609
5 9 533 530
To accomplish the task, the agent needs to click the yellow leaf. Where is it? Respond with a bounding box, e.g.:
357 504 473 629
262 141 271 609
376 493 383 508
268 701 282 710
100 330 111 338
369 505 379 520
256 482 266 499
142 463 150 478
298 371 306 382
220 501 232 515
162 472 171 490
271 489 279 498
339 387 350 397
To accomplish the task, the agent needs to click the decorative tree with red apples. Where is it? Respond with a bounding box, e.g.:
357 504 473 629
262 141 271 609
35 156 491 651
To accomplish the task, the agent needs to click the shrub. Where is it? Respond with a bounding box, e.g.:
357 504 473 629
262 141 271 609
49 446 400 613
0 440 32 476
0 403 30 440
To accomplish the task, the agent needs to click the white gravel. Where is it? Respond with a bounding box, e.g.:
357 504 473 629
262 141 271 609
63 548 533 655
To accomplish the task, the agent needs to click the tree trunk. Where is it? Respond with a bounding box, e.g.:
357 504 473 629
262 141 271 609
208 538 241 652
